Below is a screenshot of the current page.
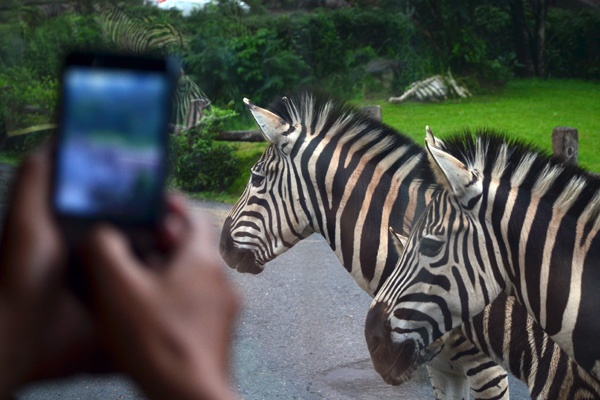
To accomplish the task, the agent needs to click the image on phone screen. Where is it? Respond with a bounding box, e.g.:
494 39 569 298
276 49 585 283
54 67 170 223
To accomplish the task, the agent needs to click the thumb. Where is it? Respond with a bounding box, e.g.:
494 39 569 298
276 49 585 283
84 225 152 304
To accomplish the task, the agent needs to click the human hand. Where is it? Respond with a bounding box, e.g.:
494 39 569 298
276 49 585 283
84 196 240 400
0 147 100 396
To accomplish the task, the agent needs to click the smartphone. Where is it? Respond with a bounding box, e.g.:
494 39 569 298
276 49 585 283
52 52 178 298
53 51 178 234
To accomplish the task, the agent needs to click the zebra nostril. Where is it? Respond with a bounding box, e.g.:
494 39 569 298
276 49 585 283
219 217 234 256
364 302 390 352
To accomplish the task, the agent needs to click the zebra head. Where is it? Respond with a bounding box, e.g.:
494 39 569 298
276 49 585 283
365 129 506 385
220 94 317 274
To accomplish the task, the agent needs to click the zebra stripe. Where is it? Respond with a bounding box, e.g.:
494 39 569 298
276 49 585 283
367 130 600 396
466 293 600 399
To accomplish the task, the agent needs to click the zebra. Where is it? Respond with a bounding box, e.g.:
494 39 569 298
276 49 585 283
219 92 510 399
220 94 600 399
94 4 210 131
366 127 600 397
388 229 600 399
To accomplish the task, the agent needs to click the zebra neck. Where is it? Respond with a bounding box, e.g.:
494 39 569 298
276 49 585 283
303 140 434 295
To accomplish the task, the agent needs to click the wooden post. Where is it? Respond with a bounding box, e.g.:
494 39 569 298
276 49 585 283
552 126 578 165
216 130 264 142
359 105 382 122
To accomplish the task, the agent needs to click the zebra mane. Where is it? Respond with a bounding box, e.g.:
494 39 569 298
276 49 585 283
439 129 600 227
266 91 423 157
265 91 438 186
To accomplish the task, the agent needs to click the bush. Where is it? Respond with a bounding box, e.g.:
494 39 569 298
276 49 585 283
0 67 58 154
184 7 432 106
546 9 600 80
170 107 241 192
8 13 104 79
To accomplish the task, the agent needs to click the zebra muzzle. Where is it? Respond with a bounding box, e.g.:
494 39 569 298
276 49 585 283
365 302 419 385
219 217 264 274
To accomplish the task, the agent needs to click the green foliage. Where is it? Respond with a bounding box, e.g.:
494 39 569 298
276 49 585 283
184 7 431 107
15 13 104 79
227 141 268 196
0 67 58 154
229 28 312 101
170 106 242 192
398 0 515 86
546 9 600 80
185 15 313 112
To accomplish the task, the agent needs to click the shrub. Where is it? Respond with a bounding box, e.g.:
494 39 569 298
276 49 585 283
0 67 58 154
184 7 433 105
170 106 241 192
546 9 600 80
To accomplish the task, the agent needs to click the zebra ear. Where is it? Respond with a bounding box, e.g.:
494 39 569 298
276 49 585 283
389 227 408 256
243 97 291 145
426 142 482 201
425 126 445 149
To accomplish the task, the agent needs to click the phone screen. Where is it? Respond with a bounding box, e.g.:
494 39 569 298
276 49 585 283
54 64 172 224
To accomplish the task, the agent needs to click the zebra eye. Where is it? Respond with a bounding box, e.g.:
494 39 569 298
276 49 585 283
419 236 445 258
251 173 265 187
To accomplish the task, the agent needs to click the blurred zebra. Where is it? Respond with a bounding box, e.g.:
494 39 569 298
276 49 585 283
367 128 600 398
95 4 210 131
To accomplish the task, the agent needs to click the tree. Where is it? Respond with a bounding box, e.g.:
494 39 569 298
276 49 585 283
509 0 550 77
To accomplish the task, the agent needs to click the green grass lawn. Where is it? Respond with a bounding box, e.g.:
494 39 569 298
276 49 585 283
365 78 600 171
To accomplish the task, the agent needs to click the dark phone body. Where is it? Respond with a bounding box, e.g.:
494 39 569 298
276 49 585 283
52 51 178 298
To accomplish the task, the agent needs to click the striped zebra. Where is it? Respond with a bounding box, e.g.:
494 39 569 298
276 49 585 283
367 128 600 397
388 229 600 399
218 93 600 399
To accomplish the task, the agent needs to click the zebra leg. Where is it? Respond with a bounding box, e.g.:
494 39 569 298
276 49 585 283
426 329 509 400
425 364 470 400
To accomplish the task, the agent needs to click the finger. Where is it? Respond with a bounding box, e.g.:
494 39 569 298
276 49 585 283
0 146 64 295
84 225 152 302
158 194 191 250
28 291 114 380
169 208 221 276
7 145 54 228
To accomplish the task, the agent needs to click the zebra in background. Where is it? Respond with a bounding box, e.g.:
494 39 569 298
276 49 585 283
219 92 600 399
95 4 211 131
366 128 600 398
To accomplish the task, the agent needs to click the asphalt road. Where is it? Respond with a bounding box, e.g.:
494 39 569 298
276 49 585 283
14 200 530 399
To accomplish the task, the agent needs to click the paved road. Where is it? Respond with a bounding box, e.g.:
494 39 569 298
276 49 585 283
15 200 530 399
